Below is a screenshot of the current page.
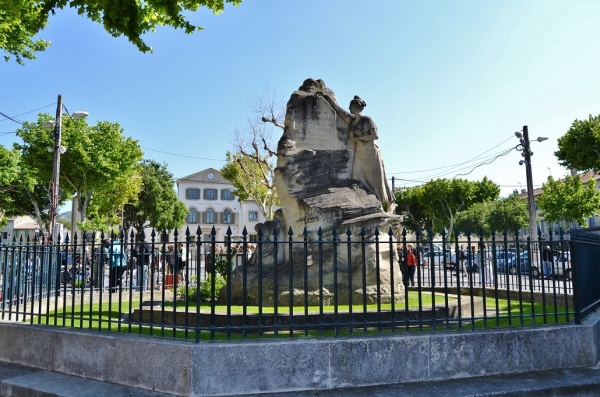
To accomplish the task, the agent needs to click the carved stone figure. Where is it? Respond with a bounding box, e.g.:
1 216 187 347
219 79 403 306
319 94 394 213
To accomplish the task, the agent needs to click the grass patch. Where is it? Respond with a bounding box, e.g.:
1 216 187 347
30 292 572 341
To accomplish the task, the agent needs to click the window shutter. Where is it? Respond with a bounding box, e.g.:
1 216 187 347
202 211 207 224
231 213 236 224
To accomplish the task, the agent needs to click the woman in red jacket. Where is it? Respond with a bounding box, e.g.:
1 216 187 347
405 244 417 287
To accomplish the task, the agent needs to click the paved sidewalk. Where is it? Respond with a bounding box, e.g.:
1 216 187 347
1 360 600 397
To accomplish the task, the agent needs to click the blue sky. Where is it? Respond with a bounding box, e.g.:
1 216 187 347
2 0 600 202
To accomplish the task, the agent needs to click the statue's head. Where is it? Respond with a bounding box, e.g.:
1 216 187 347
349 95 367 113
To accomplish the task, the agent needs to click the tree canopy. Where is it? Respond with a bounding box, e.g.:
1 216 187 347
123 159 187 237
420 177 500 237
221 151 277 220
537 174 600 228
454 194 528 237
0 145 48 229
395 177 500 237
395 186 431 234
555 114 600 172
1 0 242 64
487 194 529 234
16 114 143 234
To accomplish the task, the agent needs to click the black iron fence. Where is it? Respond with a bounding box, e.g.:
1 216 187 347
569 227 600 323
0 226 590 341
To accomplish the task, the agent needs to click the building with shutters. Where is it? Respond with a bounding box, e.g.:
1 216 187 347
176 168 268 244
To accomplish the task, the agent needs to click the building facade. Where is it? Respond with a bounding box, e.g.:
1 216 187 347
0 216 40 242
176 168 267 245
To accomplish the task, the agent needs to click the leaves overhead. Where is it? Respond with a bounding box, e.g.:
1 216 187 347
1 0 242 64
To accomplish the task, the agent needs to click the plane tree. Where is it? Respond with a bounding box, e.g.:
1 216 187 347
0 145 49 230
16 115 143 234
537 175 600 228
555 114 600 172
454 194 529 238
122 159 188 238
419 177 500 238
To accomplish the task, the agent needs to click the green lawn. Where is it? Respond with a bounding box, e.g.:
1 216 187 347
31 292 572 341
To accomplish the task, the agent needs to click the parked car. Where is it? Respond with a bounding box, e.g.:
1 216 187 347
497 251 540 278
551 252 572 280
423 250 446 267
447 249 480 273
495 250 516 271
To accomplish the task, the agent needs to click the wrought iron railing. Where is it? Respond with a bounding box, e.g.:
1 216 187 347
0 226 582 341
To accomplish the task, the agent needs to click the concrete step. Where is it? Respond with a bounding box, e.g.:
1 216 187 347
0 362 171 397
249 366 600 397
1 360 600 397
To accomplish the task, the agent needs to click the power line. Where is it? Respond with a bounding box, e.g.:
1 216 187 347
0 103 56 124
142 147 227 162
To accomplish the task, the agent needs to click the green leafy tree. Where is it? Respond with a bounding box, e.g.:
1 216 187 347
1 0 242 64
395 186 431 234
555 114 600 172
0 0 51 64
454 202 492 237
537 175 600 228
221 151 277 220
16 115 143 234
453 194 529 237
487 194 528 235
0 145 21 225
82 171 143 233
419 177 500 237
122 159 187 238
0 145 49 228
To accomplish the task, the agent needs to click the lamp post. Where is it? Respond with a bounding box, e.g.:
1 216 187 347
46 95 88 241
515 125 548 240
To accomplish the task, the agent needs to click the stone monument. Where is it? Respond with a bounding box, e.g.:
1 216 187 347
220 78 403 306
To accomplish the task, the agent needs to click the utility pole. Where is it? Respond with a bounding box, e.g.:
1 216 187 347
521 125 538 240
49 95 63 241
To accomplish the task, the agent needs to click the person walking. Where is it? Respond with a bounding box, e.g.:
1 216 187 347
405 244 418 287
479 242 494 287
104 238 127 292
542 245 553 280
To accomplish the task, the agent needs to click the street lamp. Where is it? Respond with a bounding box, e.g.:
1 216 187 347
515 125 548 240
45 94 88 241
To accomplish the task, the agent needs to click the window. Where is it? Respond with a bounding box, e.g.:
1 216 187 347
187 208 197 224
204 189 217 200
249 211 258 221
186 188 200 200
205 208 215 224
221 189 234 200
223 208 233 224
